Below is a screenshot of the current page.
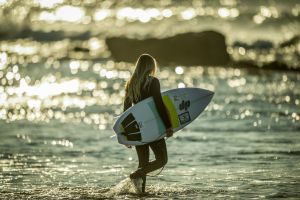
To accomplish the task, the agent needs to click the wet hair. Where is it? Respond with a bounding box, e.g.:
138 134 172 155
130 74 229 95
125 53 157 103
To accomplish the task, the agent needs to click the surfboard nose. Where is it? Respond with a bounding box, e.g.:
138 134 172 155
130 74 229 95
206 89 214 96
207 90 214 102
208 90 214 98
205 89 214 102
194 88 214 99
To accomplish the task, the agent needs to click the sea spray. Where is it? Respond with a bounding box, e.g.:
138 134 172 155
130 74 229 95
104 178 143 197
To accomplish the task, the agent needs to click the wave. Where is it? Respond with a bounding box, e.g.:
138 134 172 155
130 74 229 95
237 150 300 156
0 27 92 41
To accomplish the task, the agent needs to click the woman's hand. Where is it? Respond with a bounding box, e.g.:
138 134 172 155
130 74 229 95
165 127 173 137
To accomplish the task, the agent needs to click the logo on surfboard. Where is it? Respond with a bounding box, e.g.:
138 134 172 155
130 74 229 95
178 111 191 125
179 100 190 111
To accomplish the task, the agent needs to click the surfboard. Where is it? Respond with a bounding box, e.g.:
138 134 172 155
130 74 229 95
113 87 214 146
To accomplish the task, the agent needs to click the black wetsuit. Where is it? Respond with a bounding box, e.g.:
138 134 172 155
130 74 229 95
123 76 171 192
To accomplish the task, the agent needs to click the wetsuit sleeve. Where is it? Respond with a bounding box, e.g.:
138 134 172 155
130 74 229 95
150 78 172 129
123 94 132 112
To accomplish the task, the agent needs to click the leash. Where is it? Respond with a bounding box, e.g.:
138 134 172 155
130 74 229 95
146 165 165 177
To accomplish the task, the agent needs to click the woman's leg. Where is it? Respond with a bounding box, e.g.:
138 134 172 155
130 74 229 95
141 138 168 174
135 144 149 168
131 139 168 191
134 144 149 192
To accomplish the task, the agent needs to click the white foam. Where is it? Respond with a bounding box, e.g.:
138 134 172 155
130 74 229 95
104 178 143 197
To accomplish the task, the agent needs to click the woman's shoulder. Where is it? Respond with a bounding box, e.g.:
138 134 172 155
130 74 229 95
149 75 159 83
148 76 160 90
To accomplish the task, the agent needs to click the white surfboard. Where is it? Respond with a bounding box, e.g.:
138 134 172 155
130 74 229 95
113 87 214 146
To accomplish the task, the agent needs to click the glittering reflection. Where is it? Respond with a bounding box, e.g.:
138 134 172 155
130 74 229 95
6 43 38 55
116 7 162 23
38 11 57 23
253 6 279 24
218 7 239 18
0 0 8 5
56 6 85 23
34 0 64 8
178 82 186 88
162 9 173 18
94 9 111 21
0 1 299 198
0 59 300 198
260 6 279 18
175 66 184 75
0 52 8 70
227 77 246 88
7 78 80 98
38 5 85 23
253 14 265 24
181 8 196 20
218 7 230 18
220 0 237 7
51 139 73 148
291 4 300 16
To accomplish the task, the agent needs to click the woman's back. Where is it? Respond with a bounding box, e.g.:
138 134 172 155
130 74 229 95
132 76 155 104
132 76 171 129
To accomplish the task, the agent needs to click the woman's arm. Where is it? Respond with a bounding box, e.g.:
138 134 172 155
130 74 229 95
150 78 172 129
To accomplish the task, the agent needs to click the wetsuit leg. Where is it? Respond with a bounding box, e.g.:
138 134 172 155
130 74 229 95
140 138 168 175
135 144 149 168
134 139 168 192
135 144 149 192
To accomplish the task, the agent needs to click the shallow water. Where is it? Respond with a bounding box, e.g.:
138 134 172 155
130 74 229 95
1 63 299 199
1 0 300 199
1 125 300 199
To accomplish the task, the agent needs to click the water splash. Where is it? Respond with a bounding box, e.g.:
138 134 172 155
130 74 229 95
104 178 143 198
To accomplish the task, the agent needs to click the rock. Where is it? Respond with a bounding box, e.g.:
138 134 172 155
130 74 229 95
262 61 295 71
106 31 230 66
232 41 250 49
73 46 90 52
279 36 299 48
233 40 273 50
252 40 273 49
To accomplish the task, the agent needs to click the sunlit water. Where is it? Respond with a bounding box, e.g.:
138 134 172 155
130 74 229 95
1 60 299 199
1 0 300 199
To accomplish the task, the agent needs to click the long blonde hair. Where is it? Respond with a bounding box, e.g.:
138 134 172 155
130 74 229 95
125 54 157 103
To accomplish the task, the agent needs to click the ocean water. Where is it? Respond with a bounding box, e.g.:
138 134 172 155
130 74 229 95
1 0 300 199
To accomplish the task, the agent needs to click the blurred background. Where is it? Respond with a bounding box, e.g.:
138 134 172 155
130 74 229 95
0 0 299 199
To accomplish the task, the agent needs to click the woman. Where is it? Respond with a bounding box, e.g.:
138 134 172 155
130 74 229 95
123 54 173 193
